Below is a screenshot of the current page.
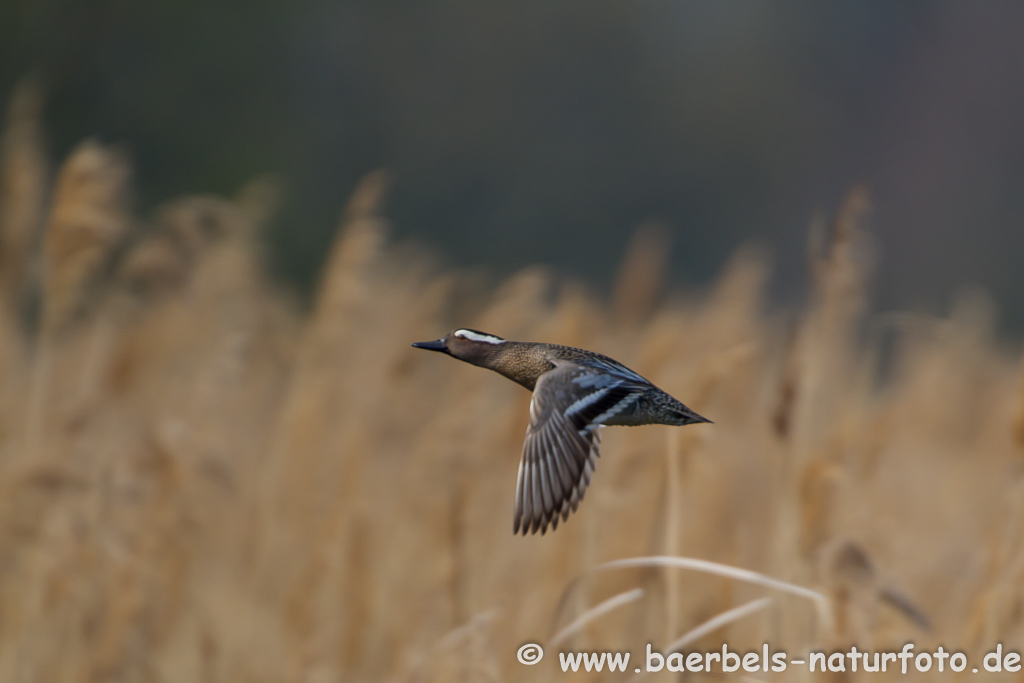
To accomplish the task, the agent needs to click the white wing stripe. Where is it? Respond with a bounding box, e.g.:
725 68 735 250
514 458 525 520
591 392 641 425
564 385 615 416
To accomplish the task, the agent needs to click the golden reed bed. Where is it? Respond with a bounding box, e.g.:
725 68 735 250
1 80 1023 681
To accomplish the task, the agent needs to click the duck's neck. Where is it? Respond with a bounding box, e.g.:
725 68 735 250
485 342 553 391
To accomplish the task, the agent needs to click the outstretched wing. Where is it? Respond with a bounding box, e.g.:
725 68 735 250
513 360 650 535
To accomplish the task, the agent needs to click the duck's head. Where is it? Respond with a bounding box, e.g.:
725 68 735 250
412 328 508 366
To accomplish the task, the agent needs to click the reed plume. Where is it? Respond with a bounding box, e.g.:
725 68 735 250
24 140 131 462
40 140 131 333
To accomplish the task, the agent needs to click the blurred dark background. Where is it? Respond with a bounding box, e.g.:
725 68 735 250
3 1 1023 329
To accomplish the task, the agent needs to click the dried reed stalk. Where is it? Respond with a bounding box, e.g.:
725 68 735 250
1014 350 1024 449
596 556 831 627
627 598 772 683
664 428 682 640
24 140 130 461
612 222 670 325
549 588 644 647
0 78 48 313
261 170 389 514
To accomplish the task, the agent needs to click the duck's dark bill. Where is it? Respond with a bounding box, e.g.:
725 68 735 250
412 339 448 352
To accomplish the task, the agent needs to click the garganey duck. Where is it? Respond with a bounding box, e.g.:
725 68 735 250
413 329 711 535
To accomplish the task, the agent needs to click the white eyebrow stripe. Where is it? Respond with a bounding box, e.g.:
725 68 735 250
453 329 506 344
